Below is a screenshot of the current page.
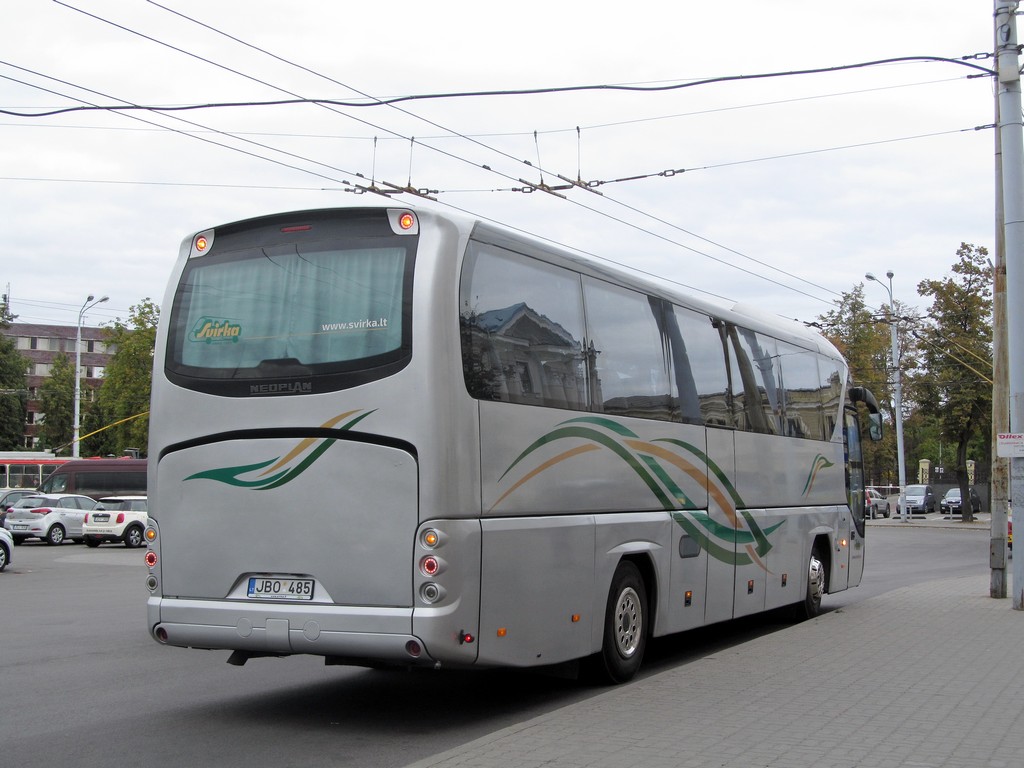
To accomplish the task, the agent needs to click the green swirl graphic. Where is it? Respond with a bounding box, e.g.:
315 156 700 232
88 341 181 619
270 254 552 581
184 410 374 490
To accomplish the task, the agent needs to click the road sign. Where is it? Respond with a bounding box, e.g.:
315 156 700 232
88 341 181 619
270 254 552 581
997 433 1024 457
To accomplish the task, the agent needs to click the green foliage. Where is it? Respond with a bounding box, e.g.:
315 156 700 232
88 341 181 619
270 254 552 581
816 284 918 486
37 353 75 453
92 299 159 457
0 347 29 449
911 243 993 519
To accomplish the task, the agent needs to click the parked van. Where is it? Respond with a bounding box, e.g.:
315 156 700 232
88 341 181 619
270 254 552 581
39 459 147 500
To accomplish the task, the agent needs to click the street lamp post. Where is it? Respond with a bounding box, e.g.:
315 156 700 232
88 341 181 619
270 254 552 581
866 271 908 522
73 294 108 458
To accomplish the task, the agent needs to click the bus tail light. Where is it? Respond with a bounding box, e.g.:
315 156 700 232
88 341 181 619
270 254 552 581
145 551 158 567
420 555 441 577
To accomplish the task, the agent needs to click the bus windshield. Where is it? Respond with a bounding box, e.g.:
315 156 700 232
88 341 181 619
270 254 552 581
165 211 416 396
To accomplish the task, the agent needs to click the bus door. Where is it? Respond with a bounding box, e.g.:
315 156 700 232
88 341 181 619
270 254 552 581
703 427 736 625
843 411 867 587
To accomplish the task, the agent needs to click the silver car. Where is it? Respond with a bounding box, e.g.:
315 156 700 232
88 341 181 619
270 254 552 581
0 526 12 571
3 493 98 545
897 484 937 516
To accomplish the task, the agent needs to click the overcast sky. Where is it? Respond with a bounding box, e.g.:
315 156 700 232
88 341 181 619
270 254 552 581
0 1 1000 332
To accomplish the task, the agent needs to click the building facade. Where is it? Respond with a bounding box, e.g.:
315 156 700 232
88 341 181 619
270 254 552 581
1 322 115 449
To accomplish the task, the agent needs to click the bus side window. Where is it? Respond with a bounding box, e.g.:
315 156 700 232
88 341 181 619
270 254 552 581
582 278 674 421
671 307 732 427
460 243 588 410
726 325 780 435
776 342 826 440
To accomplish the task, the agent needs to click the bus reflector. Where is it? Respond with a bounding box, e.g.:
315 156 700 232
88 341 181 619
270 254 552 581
405 640 422 657
571 614 580 623
497 628 507 637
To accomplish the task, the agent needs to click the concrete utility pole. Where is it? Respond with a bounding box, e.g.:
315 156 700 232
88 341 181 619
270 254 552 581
992 11 1011 599
994 2 1024 609
992 84 1009 599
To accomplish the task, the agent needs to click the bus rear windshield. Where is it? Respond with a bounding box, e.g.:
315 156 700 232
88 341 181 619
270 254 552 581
165 225 414 396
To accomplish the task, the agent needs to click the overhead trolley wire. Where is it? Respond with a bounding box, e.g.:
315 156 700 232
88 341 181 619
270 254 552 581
15 2 997 312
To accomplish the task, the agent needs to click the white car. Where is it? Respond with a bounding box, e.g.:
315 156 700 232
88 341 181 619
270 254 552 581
0 527 13 571
2 493 98 545
82 496 148 548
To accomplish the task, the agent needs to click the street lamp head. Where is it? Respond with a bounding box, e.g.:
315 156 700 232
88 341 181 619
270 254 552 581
865 272 877 282
886 270 894 280
86 294 95 302
98 296 109 304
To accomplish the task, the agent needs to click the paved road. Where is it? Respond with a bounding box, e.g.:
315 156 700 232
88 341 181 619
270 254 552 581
0 523 990 768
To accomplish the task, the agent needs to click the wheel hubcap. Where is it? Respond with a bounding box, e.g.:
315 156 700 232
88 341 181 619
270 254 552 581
615 587 643 658
808 556 824 603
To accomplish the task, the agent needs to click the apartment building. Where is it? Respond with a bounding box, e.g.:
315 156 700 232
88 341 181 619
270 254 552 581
1 322 115 448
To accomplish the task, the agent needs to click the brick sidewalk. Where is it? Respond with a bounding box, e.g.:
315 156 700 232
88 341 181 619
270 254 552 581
403 575 1024 768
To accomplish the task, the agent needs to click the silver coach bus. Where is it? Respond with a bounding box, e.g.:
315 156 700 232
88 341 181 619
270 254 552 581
145 206 880 683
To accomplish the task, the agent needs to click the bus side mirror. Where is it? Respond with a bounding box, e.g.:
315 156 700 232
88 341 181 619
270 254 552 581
868 413 883 442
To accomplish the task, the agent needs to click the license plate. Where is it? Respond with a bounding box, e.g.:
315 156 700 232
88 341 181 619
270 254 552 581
12 524 28 530
93 514 110 522
247 577 315 600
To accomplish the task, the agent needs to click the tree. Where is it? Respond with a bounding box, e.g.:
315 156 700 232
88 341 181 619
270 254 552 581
913 243 993 522
0 294 30 449
37 353 75 453
92 300 159 456
816 284 918 489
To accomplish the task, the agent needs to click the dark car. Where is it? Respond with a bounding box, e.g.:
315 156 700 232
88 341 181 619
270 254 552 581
940 487 983 517
0 489 38 526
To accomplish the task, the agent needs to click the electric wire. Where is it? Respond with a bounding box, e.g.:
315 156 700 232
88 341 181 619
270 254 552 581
137 1 887 305
6 3 997 314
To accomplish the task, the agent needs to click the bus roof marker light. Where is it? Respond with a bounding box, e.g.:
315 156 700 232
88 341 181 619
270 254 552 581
191 229 214 257
387 209 419 234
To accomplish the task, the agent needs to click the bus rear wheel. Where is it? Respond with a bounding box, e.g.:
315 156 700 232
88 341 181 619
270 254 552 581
594 561 648 684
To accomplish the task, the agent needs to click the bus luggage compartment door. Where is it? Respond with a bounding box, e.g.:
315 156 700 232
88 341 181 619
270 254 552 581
155 437 418 609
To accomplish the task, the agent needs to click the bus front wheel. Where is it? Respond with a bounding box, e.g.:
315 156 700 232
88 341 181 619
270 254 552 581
594 561 648 684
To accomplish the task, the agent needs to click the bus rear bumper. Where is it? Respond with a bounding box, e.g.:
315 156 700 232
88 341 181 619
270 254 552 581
148 596 435 665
